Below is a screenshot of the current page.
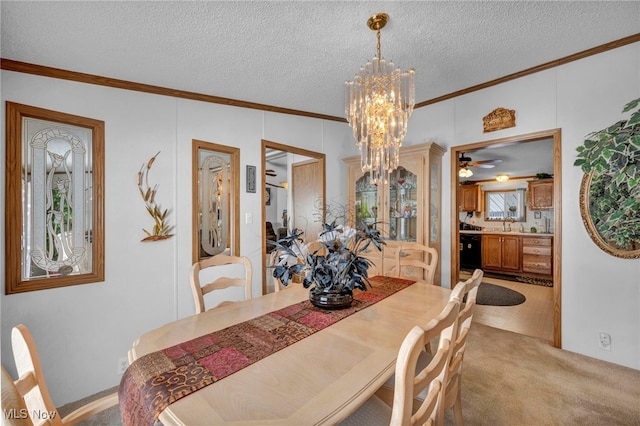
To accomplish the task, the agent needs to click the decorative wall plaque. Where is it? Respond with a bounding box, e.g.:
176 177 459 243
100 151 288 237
483 107 516 133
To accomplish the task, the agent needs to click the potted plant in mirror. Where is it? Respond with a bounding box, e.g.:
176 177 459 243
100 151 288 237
268 219 385 310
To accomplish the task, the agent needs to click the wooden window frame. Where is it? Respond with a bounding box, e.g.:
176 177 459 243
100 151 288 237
5 102 105 294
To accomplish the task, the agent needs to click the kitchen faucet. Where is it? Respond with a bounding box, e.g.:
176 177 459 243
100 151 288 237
502 217 514 231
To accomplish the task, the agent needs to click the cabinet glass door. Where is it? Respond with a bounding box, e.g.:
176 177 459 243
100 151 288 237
354 172 378 229
388 166 418 241
430 162 439 243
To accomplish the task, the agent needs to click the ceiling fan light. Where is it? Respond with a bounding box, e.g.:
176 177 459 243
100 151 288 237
459 167 473 178
496 173 509 182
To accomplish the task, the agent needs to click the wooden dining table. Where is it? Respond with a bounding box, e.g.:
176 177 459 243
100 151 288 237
128 278 451 425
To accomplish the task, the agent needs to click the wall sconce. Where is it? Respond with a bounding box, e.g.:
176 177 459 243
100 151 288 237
496 174 509 182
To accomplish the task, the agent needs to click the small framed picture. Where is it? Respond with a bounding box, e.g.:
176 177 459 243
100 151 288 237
265 188 271 205
534 211 542 219
246 165 256 193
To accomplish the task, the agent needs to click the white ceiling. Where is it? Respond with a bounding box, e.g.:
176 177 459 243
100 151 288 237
2 1 639 119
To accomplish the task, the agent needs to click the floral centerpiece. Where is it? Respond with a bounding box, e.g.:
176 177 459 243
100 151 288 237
268 204 385 309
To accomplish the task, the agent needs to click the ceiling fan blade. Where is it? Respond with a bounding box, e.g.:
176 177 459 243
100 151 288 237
266 171 277 176
469 159 503 166
475 164 497 169
266 182 284 188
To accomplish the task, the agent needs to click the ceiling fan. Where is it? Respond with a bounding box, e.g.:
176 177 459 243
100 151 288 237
458 152 502 178
458 152 502 169
265 169 284 188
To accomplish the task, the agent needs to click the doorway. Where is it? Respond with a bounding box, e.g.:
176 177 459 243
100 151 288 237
261 139 326 295
451 129 562 347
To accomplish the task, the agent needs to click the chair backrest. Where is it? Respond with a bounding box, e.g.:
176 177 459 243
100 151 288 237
394 243 439 284
9 325 118 426
446 269 483 398
190 254 252 313
390 295 461 425
268 250 286 292
1 365 32 426
10 325 62 426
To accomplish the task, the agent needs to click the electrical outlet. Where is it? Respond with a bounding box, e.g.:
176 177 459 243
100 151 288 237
117 357 129 375
598 332 611 351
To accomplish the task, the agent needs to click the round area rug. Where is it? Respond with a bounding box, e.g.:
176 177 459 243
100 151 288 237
476 283 526 306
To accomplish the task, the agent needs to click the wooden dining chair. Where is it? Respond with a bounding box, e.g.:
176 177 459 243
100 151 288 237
340 290 462 426
441 268 483 425
1 365 30 426
375 269 484 425
190 254 252 313
394 243 439 285
7 324 118 426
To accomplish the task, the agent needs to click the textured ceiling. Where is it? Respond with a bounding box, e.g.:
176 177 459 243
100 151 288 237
2 1 639 119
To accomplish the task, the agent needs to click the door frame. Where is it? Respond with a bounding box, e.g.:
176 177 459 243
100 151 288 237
261 139 326 295
450 129 562 348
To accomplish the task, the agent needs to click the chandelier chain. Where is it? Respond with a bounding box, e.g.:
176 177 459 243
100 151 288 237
376 29 382 70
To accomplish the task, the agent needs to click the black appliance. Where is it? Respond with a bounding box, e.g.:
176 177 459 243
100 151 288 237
460 232 482 270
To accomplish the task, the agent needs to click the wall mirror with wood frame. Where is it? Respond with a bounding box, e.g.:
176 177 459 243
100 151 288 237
5 102 105 294
579 171 640 259
262 140 326 295
192 140 240 263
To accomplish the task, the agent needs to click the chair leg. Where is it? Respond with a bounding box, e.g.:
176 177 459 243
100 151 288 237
452 386 464 425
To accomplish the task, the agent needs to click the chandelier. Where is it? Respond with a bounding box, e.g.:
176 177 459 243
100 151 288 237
345 13 415 185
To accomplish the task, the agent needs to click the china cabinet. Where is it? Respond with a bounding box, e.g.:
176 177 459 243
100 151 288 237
528 178 554 210
343 142 445 284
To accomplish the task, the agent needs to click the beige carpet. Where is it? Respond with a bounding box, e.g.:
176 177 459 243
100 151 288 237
445 322 640 426
59 323 640 425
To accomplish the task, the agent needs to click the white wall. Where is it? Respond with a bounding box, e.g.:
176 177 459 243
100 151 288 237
406 42 640 369
2 41 639 406
0 71 357 405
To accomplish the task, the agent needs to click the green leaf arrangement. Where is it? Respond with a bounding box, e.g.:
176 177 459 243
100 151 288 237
574 98 640 250
137 151 174 242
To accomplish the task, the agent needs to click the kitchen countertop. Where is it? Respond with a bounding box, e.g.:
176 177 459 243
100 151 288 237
460 230 554 236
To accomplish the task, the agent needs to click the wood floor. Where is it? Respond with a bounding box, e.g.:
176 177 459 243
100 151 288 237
460 271 554 343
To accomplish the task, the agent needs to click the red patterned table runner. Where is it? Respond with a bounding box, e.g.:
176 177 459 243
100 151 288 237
118 276 415 426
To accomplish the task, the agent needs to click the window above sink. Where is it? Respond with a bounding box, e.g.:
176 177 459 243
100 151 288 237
485 189 526 222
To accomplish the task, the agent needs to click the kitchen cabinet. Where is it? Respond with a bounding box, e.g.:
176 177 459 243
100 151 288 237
528 179 553 210
482 234 521 272
459 184 480 212
522 236 553 278
344 142 445 284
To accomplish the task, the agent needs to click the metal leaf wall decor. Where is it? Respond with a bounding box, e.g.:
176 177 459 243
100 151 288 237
138 151 174 242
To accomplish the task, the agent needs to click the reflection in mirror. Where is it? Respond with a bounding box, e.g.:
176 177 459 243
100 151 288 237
485 189 526 221
262 140 326 295
579 171 640 259
5 102 105 294
192 140 239 263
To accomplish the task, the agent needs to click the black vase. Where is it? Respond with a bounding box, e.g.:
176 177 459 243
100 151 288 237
309 291 353 310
